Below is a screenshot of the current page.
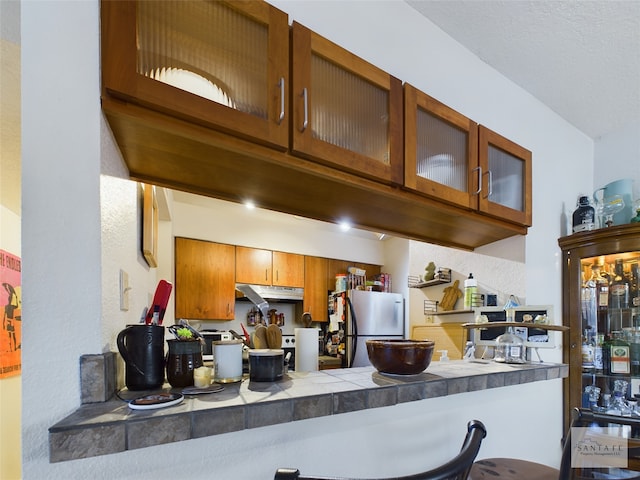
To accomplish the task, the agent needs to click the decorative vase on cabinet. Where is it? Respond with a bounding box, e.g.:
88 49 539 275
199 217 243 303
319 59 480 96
559 223 640 433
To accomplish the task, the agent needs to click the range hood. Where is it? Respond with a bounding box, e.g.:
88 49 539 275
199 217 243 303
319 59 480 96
236 284 304 302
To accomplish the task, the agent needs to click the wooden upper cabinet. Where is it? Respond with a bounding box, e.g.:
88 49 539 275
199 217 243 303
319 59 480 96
272 251 304 288
236 246 272 285
236 246 304 287
404 84 479 210
175 237 235 320
303 256 329 321
101 0 290 150
478 125 532 227
290 22 404 186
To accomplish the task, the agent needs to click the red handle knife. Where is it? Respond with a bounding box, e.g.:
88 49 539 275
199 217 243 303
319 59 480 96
145 280 173 325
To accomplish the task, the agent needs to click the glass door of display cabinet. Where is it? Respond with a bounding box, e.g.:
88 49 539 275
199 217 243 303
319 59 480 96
290 22 403 186
101 0 290 149
478 126 532 227
404 84 479 209
559 224 640 433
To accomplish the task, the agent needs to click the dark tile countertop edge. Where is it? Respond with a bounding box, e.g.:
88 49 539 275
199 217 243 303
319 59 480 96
49 361 568 463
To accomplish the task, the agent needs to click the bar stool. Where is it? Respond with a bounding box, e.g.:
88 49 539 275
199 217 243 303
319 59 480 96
470 408 640 480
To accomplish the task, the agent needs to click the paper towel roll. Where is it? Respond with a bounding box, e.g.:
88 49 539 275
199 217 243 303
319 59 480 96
295 328 319 372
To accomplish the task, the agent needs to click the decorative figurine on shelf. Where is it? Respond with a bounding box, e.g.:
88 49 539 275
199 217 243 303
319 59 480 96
423 262 437 282
440 279 462 311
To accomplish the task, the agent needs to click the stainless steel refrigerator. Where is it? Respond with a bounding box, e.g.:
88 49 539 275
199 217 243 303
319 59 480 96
332 290 405 368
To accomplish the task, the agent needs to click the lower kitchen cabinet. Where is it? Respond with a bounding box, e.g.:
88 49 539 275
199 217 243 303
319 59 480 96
175 237 236 320
411 323 467 360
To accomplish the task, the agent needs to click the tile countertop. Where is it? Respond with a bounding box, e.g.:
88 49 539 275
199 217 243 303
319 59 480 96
49 360 567 463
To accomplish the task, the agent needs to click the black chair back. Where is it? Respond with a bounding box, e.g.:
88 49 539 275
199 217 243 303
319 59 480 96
274 419 487 480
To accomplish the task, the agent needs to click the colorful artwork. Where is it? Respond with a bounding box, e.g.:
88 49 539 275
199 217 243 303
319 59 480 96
0 249 21 378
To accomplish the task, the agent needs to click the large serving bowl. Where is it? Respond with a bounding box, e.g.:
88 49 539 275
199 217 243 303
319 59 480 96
366 339 435 375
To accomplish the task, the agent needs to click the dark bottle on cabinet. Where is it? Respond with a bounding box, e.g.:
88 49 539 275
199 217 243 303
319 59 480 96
572 196 595 233
610 259 630 309
591 263 610 335
631 262 640 309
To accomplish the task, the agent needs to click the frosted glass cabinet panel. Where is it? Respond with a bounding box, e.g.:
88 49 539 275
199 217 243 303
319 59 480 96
404 84 478 209
101 0 290 149
291 22 403 185
478 126 532 227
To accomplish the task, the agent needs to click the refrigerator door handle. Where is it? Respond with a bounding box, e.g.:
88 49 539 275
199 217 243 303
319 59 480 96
346 296 358 367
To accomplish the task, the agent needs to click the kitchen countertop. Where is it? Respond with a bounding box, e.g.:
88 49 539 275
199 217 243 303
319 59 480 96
49 360 567 463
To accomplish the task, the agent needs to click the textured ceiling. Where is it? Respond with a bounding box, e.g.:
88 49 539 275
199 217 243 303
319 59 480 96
406 0 640 140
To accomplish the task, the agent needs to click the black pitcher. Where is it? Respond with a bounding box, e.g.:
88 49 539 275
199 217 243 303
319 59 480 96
117 324 165 390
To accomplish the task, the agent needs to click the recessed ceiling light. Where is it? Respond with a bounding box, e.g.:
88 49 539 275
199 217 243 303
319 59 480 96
244 201 255 210
339 221 351 232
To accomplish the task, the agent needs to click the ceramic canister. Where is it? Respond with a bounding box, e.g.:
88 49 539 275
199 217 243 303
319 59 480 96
213 340 243 383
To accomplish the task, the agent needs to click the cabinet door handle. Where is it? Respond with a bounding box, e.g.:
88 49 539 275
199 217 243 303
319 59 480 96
487 170 493 198
265 269 268 282
472 167 482 195
278 77 285 125
227 303 231 316
301 87 309 132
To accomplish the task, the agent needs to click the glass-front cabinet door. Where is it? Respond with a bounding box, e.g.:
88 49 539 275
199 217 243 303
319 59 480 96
478 126 532 226
559 224 640 432
290 22 403 185
404 84 479 209
101 0 290 149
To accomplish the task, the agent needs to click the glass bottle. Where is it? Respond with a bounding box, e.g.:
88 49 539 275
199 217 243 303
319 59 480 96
591 263 610 335
594 333 604 374
604 331 630 376
610 259 630 309
494 308 526 364
630 262 640 309
610 259 630 331
582 325 595 373
572 195 596 233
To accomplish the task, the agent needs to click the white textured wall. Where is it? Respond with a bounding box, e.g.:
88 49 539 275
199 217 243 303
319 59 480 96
21 0 599 478
594 122 640 202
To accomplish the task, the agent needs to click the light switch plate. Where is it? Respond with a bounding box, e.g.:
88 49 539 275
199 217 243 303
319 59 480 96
119 269 130 311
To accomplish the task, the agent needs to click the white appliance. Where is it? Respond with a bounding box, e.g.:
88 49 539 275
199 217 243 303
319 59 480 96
331 290 404 368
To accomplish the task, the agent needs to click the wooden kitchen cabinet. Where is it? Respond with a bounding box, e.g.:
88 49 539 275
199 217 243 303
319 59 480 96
290 22 403 186
101 1 529 250
558 224 640 433
404 84 479 210
478 125 532 227
411 323 466 360
405 84 532 228
235 246 304 287
101 0 290 150
303 256 329 322
175 237 235 320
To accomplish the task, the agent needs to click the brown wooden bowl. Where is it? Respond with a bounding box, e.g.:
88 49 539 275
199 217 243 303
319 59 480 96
366 339 435 375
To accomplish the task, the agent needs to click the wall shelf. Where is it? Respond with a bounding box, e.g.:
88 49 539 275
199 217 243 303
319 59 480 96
408 268 451 288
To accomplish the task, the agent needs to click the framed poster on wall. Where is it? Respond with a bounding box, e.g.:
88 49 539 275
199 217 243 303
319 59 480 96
0 249 21 378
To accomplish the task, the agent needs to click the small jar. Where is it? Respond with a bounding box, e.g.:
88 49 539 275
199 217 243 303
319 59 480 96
494 325 526 364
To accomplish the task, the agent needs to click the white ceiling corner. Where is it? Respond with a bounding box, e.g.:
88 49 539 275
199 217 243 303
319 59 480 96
406 0 640 140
